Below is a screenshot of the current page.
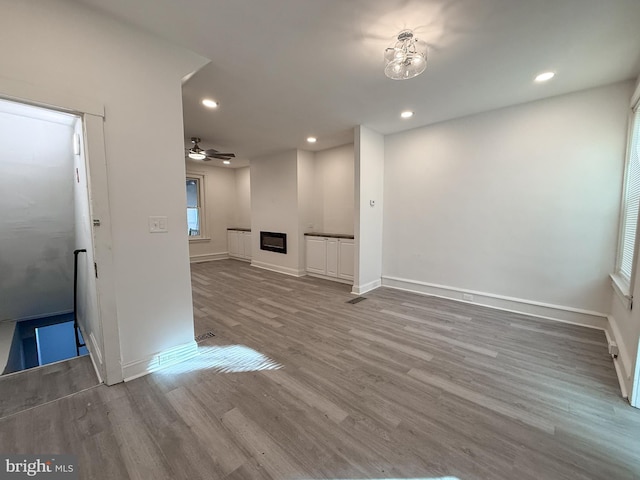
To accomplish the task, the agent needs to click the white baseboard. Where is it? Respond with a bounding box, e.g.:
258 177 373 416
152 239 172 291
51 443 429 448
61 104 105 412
606 314 633 397
229 255 251 263
122 340 198 382
306 272 353 285
88 331 103 364
381 276 608 330
251 260 305 277
352 279 382 295
190 252 229 263
604 324 629 398
86 331 104 384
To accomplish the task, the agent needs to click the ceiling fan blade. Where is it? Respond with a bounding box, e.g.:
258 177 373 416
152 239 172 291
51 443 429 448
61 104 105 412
204 149 235 157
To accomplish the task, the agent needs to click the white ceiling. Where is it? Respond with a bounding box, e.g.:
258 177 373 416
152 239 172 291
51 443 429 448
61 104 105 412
77 0 640 166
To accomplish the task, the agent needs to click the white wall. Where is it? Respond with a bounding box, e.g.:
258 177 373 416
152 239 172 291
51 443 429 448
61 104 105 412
234 167 251 228
0 0 208 381
250 150 303 276
0 100 75 321
314 144 354 234
297 149 320 269
383 82 632 321
354 126 385 294
187 162 236 261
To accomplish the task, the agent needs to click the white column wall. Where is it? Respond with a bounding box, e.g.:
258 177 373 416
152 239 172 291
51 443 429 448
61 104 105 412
0 0 209 382
354 126 384 294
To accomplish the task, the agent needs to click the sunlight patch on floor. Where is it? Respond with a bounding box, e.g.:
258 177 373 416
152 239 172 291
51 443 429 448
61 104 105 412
299 478 460 480
158 345 283 375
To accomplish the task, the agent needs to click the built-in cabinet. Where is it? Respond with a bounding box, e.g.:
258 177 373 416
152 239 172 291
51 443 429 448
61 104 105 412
305 234 354 284
228 228 252 261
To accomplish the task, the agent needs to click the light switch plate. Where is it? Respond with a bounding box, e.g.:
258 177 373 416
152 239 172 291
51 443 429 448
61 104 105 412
149 216 168 233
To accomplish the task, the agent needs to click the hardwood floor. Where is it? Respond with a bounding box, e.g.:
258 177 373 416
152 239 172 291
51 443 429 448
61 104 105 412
1 259 639 479
0 354 98 419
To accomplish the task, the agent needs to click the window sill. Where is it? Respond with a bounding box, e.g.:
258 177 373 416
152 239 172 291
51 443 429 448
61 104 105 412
610 272 632 310
189 237 211 244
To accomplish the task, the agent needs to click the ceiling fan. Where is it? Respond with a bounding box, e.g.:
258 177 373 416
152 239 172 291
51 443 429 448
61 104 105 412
187 137 235 162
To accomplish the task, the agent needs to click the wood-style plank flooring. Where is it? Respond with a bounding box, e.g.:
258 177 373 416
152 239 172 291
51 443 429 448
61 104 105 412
0 354 98 418
1 259 639 479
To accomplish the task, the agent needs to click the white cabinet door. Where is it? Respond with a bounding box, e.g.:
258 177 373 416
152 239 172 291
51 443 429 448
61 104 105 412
243 232 252 259
305 236 327 275
338 239 354 280
326 238 338 277
238 232 246 258
228 230 239 257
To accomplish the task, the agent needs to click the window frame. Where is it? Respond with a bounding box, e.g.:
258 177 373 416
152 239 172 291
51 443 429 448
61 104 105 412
613 103 640 306
186 172 208 242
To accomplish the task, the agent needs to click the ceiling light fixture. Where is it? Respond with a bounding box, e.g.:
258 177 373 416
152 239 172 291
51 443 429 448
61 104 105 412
384 30 427 80
307 137 317 143
535 71 555 82
188 150 206 160
202 99 218 108
401 111 414 119
223 160 231 165
188 137 206 160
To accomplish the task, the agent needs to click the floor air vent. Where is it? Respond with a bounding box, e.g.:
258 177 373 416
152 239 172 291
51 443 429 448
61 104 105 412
347 297 367 305
195 331 216 342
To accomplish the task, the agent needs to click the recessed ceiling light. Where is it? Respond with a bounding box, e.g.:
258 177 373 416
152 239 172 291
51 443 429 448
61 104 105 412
307 137 317 143
223 160 231 165
401 111 414 119
202 99 218 108
534 72 555 82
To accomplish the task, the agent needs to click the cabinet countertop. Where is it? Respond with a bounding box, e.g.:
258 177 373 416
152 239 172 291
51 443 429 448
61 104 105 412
305 232 354 239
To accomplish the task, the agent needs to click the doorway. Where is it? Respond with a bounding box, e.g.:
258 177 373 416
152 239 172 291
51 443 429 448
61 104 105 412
0 98 96 377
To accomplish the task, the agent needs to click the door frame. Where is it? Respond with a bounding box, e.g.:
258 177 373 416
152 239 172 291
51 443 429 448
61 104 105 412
0 77 123 385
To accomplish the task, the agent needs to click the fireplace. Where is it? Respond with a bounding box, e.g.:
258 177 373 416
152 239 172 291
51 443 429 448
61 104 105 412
260 231 287 254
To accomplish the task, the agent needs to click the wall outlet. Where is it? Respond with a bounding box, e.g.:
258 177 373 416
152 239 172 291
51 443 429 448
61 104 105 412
462 293 474 301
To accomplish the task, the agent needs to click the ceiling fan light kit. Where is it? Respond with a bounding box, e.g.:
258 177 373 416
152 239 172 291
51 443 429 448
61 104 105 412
187 137 236 162
384 29 427 80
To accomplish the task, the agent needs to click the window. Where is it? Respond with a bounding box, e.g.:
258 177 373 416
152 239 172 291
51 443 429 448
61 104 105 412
615 106 640 292
186 173 206 239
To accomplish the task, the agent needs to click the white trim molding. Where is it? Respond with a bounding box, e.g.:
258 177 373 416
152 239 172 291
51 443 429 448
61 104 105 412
606 314 634 398
251 261 305 277
632 347 639 408
122 340 198 382
188 237 212 244
190 252 229 263
86 331 104 384
306 272 353 285
610 273 632 310
381 276 608 330
604 327 629 399
352 279 382 295
0 76 105 118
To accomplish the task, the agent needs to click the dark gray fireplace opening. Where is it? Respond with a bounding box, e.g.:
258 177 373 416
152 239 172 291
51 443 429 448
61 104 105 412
260 231 287 254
